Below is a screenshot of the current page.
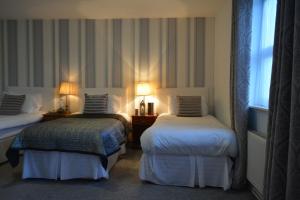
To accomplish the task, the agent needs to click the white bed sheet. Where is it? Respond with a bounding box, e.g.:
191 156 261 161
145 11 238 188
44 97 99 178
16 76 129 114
0 123 37 140
22 144 126 180
0 112 43 130
0 114 42 163
139 153 233 190
141 114 237 157
0 124 37 163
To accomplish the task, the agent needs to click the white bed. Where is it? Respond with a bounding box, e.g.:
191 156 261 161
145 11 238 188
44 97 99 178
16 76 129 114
139 114 237 190
0 113 43 163
0 113 43 132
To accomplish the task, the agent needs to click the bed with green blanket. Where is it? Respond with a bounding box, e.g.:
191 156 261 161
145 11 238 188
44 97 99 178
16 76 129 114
6 114 129 171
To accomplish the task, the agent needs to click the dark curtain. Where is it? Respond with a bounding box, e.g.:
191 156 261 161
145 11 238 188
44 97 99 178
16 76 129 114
264 0 300 199
230 0 253 189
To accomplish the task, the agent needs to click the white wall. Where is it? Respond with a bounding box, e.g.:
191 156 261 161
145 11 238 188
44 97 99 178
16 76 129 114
214 0 232 127
0 22 3 94
0 0 224 19
0 18 215 114
205 18 215 113
0 63 3 94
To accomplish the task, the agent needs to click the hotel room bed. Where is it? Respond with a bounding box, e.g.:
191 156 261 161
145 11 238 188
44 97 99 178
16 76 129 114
0 113 43 163
139 114 237 190
7 113 129 180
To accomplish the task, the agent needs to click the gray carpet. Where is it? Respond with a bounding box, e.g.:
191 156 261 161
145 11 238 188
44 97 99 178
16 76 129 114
0 149 257 200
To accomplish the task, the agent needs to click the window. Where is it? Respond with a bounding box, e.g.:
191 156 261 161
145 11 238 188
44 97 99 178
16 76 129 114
249 0 277 108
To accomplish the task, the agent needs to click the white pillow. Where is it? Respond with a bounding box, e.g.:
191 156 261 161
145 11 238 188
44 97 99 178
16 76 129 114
22 94 42 113
168 95 208 116
7 92 42 113
108 95 122 114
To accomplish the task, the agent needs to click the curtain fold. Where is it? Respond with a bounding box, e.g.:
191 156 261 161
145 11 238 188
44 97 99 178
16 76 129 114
264 0 300 199
230 0 253 189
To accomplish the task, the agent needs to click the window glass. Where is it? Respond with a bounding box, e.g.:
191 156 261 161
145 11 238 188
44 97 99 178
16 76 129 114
249 0 277 108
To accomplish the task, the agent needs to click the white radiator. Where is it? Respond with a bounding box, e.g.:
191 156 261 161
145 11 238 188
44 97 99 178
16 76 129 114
247 131 266 196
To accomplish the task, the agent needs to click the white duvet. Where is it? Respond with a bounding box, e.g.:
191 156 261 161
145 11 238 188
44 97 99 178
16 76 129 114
141 114 237 157
0 113 43 130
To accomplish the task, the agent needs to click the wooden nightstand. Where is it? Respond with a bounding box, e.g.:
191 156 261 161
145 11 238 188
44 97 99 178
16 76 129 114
42 112 72 122
131 115 158 148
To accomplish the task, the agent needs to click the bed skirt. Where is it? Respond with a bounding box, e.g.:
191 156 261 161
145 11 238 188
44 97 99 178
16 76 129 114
139 153 233 190
22 144 126 180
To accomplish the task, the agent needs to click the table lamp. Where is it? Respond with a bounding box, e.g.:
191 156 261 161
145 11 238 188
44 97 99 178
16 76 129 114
59 82 78 114
136 82 152 116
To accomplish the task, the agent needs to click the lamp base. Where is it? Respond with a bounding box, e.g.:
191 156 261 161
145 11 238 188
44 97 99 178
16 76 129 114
57 107 65 114
65 104 70 114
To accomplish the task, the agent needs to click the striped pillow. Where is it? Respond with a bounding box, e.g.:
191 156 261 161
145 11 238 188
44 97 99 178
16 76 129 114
176 96 202 117
83 93 108 114
0 94 26 115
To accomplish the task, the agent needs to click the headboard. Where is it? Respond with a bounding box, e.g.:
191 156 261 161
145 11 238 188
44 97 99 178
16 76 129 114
6 87 57 112
156 87 209 114
6 87 129 113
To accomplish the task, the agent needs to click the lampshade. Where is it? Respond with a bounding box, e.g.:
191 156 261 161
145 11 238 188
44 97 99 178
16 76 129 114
59 82 78 95
136 82 152 96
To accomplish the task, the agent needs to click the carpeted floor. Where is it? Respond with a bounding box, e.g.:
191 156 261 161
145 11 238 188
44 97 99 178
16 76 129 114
0 149 257 200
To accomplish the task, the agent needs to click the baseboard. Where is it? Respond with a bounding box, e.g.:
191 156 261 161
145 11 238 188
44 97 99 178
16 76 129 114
248 181 263 200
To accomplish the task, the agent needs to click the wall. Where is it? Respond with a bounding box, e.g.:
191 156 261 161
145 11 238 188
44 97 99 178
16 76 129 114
248 107 268 138
0 0 224 19
214 0 232 127
0 21 3 94
0 18 215 113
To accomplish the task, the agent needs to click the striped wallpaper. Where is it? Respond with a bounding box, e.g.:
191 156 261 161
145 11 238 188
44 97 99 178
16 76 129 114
0 18 213 92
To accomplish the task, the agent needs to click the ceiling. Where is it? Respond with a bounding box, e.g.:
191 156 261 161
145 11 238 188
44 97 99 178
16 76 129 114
0 0 227 19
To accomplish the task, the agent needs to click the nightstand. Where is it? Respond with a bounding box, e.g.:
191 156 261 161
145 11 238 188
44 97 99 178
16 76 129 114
131 115 158 148
42 112 72 122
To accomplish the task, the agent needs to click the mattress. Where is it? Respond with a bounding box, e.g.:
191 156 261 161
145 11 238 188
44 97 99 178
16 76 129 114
141 114 237 157
0 113 43 130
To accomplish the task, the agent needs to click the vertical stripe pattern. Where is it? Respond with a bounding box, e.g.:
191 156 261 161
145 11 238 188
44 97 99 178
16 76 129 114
186 18 191 87
51 21 55 87
0 18 209 91
0 21 4 92
85 19 95 88
104 20 109 87
112 19 122 87
33 20 44 87
26 20 31 86
194 18 205 87
139 19 149 82
7 20 18 86
166 19 177 88
59 20 69 83
158 20 163 88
